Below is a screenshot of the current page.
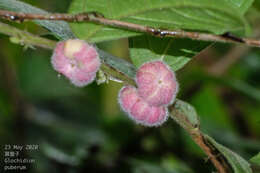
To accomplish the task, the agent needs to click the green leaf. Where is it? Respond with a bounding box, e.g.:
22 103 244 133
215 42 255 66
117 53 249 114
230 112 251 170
254 0 260 11
69 0 251 43
169 99 200 130
223 0 254 15
129 36 209 71
0 0 75 40
250 152 260 166
205 135 253 173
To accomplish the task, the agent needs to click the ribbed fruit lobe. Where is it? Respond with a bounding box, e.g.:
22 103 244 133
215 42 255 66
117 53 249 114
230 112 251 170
51 39 100 87
118 86 168 127
136 60 178 106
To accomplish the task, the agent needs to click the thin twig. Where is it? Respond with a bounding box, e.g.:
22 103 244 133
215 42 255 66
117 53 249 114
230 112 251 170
192 133 228 173
0 10 260 48
0 21 56 49
169 105 228 173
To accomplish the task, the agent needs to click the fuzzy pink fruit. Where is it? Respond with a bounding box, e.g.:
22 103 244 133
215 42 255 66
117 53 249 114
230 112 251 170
118 86 140 113
51 39 100 87
118 86 168 127
130 100 168 126
136 60 178 107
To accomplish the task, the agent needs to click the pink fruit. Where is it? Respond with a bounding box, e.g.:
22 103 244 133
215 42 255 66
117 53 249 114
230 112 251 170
118 86 169 127
130 99 151 121
136 60 178 106
51 39 100 87
146 106 168 126
118 86 140 113
130 100 168 127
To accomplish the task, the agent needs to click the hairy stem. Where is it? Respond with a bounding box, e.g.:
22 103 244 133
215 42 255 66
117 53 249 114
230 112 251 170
0 22 56 49
0 10 260 48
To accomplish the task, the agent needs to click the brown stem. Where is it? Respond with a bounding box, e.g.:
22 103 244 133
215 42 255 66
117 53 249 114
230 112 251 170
0 10 260 48
192 132 227 173
170 105 228 173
